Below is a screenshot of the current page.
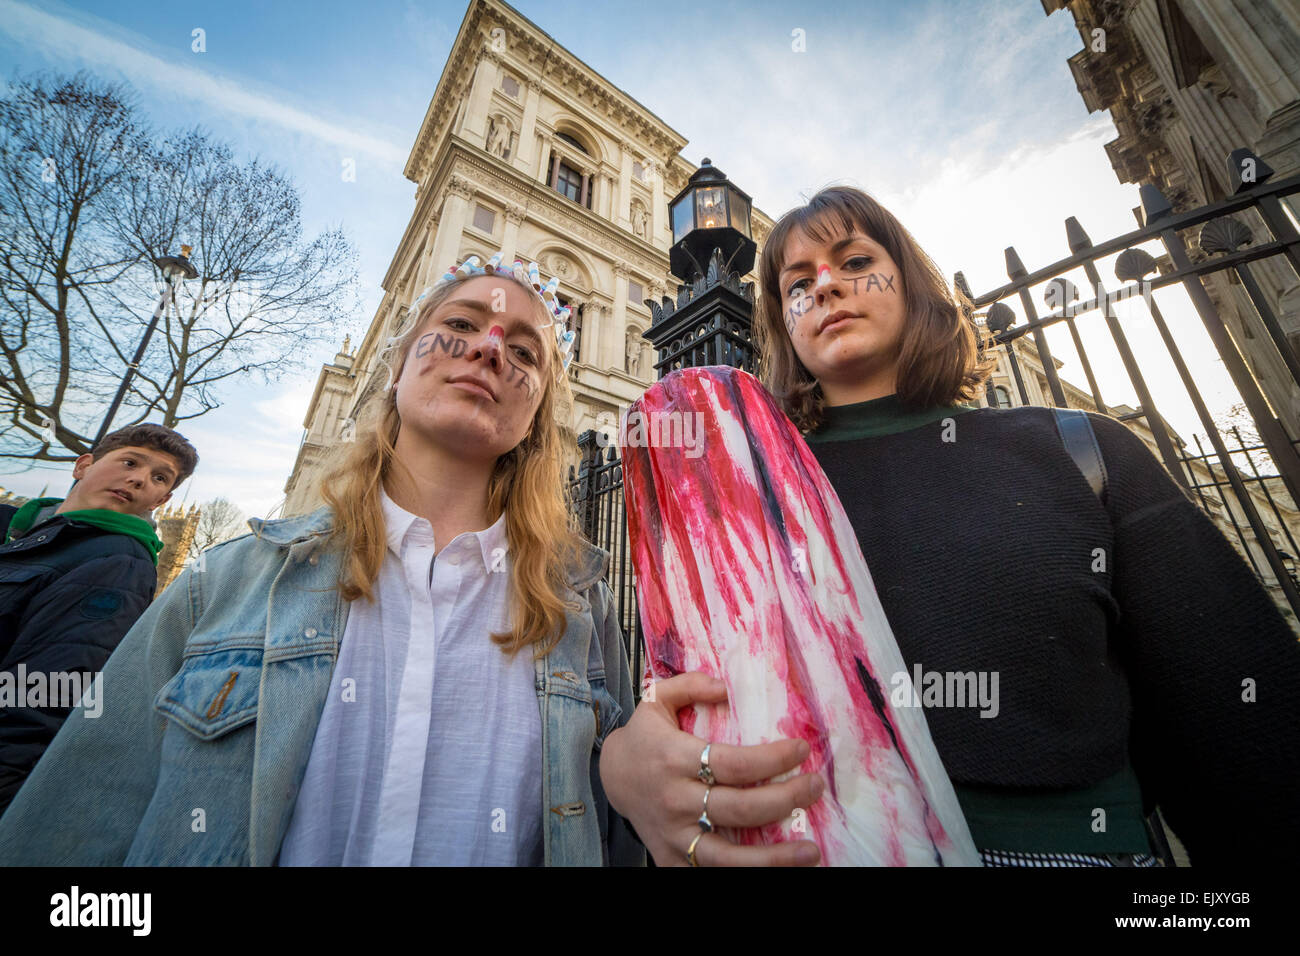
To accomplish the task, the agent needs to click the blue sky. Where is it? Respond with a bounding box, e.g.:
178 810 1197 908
0 0 1240 517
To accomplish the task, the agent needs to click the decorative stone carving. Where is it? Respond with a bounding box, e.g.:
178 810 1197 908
447 176 475 201
1135 95 1174 137
450 158 664 276
613 261 631 279
625 329 643 376
504 202 526 224
630 199 649 238
486 114 513 159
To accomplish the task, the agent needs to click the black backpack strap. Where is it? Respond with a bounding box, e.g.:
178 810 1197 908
1052 407 1179 864
1052 407 1109 505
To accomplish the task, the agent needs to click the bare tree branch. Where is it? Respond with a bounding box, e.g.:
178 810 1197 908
0 71 361 470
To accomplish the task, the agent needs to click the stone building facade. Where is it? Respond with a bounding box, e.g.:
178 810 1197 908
282 0 774 516
153 503 200 595
1045 0 1300 438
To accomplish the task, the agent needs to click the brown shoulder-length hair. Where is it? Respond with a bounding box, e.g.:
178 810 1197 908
312 271 583 658
755 186 995 432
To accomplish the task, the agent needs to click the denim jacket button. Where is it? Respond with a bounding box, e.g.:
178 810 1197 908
304 626 317 638
308 554 319 565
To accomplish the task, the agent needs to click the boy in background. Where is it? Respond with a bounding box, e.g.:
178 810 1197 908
0 423 199 815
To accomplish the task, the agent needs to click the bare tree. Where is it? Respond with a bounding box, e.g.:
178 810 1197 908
0 71 150 466
189 496 247 557
0 71 361 468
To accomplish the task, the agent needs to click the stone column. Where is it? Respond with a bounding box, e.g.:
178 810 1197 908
580 300 601 371
611 261 630 370
416 218 441 294
462 53 498 144
430 177 474 283
618 140 634 229
516 78 542 174
568 296 588 366
546 142 560 188
579 170 590 207
502 204 526 263
600 174 613 219
1184 0 1300 128
650 157 665 247
538 132 553 183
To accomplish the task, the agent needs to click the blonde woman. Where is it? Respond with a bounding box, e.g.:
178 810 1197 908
0 256 644 867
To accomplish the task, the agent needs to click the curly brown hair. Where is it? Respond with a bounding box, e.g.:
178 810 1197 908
755 186 995 432
92 424 198 490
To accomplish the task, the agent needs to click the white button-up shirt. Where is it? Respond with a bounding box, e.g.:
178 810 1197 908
278 488 543 866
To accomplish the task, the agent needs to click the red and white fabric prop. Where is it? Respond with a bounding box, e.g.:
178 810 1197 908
622 367 980 866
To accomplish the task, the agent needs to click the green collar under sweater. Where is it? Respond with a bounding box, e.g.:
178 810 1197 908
809 392 980 442
4 496 163 565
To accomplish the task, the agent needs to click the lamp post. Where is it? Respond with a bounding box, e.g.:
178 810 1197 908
90 246 198 449
644 158 758 376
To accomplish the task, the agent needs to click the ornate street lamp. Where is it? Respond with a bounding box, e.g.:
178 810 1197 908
641 159 759 377
667 158 756 282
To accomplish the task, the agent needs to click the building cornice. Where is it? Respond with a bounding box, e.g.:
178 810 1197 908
404 0 689 188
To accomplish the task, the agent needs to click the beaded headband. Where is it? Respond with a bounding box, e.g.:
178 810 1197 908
409 252 575 369
379 252 576 392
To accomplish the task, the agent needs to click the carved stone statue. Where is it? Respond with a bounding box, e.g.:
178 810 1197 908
631 202 648 239
626 333 642 376
486 116 511 159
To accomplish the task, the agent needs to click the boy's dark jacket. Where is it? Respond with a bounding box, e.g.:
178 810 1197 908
0 500 161 816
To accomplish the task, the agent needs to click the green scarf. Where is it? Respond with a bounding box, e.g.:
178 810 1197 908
3 496 164 565
807 392 981 443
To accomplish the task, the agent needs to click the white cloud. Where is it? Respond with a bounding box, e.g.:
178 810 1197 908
0 0 408 168
169 376 319 519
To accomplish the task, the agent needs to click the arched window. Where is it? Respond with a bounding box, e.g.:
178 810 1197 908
556 132 589 154
993 385 1013 409
547 132 595 210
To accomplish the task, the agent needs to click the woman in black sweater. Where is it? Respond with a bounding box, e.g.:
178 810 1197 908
600 186 1300 867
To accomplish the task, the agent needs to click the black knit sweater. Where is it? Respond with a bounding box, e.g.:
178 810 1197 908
806 394 1300 865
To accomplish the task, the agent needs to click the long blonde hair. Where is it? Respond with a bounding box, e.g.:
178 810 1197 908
315 271 583 657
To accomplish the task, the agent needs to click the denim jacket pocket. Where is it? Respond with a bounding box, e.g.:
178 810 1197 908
154 646 263 741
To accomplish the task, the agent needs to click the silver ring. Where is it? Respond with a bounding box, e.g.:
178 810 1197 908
697 743 716 786
697 785 714 833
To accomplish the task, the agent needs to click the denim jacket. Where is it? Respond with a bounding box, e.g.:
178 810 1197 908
0 506 645 867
